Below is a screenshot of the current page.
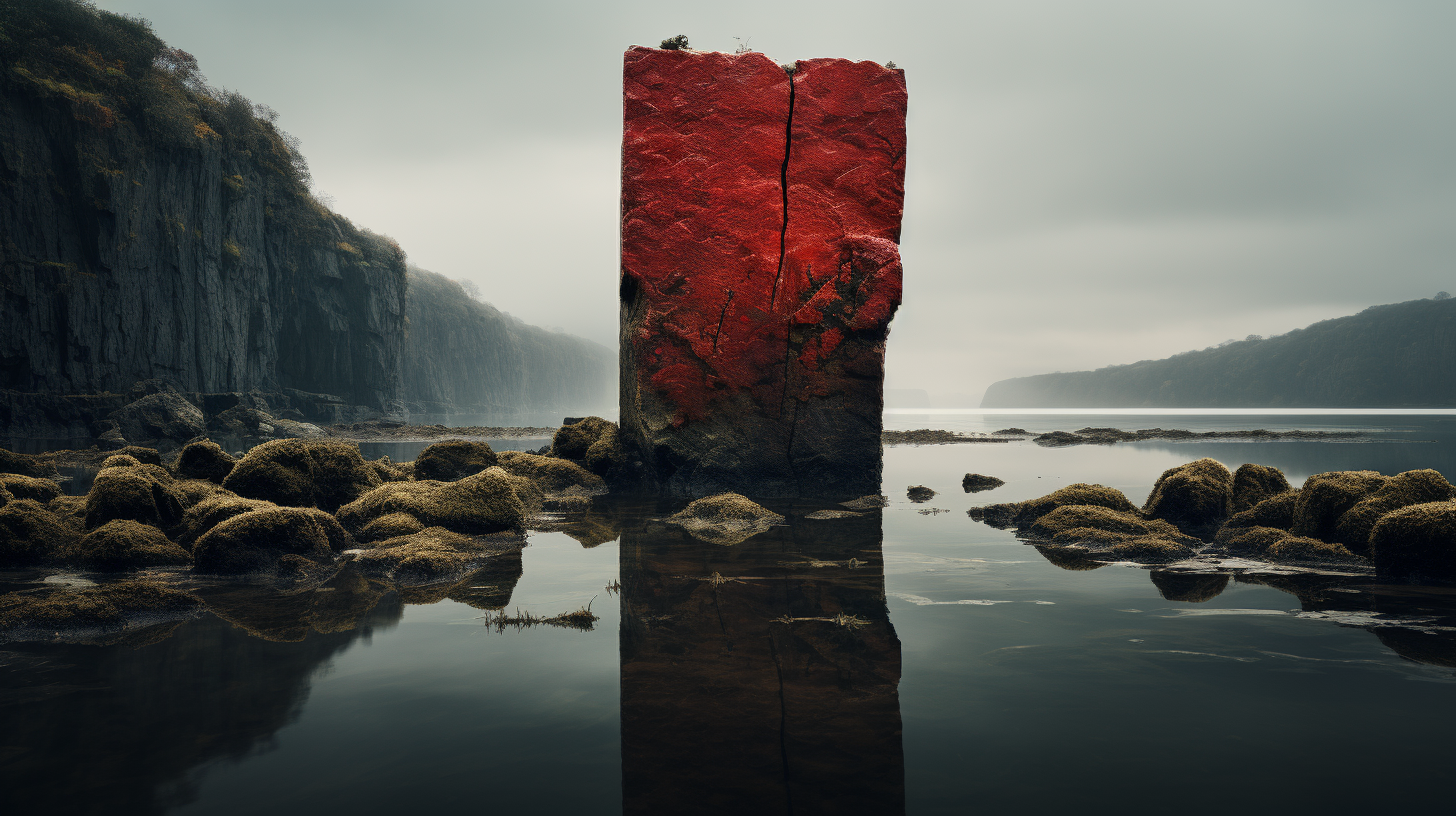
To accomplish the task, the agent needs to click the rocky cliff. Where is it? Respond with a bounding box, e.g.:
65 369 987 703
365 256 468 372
402 267 613 419
0 1 406 412
981 296 1456 408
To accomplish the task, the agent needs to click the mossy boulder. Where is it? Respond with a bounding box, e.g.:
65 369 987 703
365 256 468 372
1291 471 1388 542
0 499 80 567
907 485 935 502
0 473 63 504
83 465 185 531
351 527 523 585
1265 536 1360 565
970 483 1137 528
413 440 498 482
109 391 205 445
1107 536 1196 563
962 473 1005 493
174 439 236 483
1232 464 1292 513
47 494 87 528
1142 458 1233 537
359 512 427 542
74 520 192 571
665 493 784 545
369 456 411 482
0 580 200 635
115 446 163 466
1215 525 1296 554
1028 505 1197 548
101 454 142 469
193 506 355 575
495 451 607 494
551 417 625 477
1331 469 1456 554
1370 501 1456 583
222 438 381 513
0 447 60 479
175 495 274 549
1219 491 1300 535
1150 570 1229 602
336 467 529 537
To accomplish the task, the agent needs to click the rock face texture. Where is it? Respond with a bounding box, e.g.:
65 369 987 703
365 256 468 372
620 47 906 497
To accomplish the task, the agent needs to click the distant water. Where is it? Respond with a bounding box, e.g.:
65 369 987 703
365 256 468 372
3 412 1456 814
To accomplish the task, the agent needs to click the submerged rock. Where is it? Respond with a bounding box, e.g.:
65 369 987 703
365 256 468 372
840 495 889 510
222 438 381 513
962 473 1005 493
413 440 497 482
1370 502 1456 583
1142 458 1233 537
1150 570 1230 603
193 506 354 576
0 579 201 637
350 527 523 585
665 493 785 546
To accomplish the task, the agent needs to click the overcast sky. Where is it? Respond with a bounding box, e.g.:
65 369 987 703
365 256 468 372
99 0 1456 402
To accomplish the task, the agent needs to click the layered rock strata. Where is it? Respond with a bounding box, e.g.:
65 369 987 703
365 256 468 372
619 47 906 497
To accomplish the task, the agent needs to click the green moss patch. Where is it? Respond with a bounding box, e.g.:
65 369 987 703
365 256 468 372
666 493 784 545
1142 458 1233 537
75 519 191 571
495 451 606 494
0 579 201 636
0 474 63 504
1371 501 1456 583
174 439 236 483
192 506 354 576
970 483 1137 528
336 466 528 537
1232 464 1292 513
0 499 81 567
413 440 497 482
1332 469 1456 554
222 438 381 512
1292 471 1388 541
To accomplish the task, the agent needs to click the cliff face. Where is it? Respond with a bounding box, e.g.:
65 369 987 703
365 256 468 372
981 297 1456 408
0 1 405 413
402 267 613 418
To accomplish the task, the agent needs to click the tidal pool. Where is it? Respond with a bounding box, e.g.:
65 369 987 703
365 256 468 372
3 412 1455 814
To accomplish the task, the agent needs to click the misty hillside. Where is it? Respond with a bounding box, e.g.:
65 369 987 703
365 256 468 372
981 296 1456 408
403 266 612 417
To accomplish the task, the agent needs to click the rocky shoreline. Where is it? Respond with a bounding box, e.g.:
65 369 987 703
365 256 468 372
883 427 1367 446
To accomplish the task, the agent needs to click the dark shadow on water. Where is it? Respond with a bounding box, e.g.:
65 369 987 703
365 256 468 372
617 502 905 815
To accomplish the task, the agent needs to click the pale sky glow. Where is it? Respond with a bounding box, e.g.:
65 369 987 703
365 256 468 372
98 0 1456 401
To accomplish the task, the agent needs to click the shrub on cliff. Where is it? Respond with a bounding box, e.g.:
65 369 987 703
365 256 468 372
1142 459 1234 537
193 506 353 576
414 440 497 482
222 439 380 513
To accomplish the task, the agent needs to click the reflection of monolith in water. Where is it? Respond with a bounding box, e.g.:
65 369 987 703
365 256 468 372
618 508 904 814
619 46 906 498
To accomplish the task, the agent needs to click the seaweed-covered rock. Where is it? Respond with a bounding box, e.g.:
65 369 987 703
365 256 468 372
0 473 63 504
413 440 498 482
1150 571 1229 602
664 493 785 546
193 506 354 575
351 527 523 584
969 483 1137 528
1370 502 1456 583
1332 469 1456 554
370 456 411 482
115 446 163 466
1142 458 1233 537
222 438 381 513
74 520 192 571
359 512 427 542
1292 471 1388 542
840 495 889 510
962 473 1005 493
1265 536 1360 565
100 454 142 469
1215 525 1296 554
1107 536 1196 563
1219 491 1300 535
0 580 200 635
495 451 607 494
47 494 86 528
1232 464 1292 513
1032 544 1107 571
0 447 60 479
0 484 10 507
552 417 625 477
174 439 236 483
907 485 935 502
0 499 80 567
83 465 185 531
1028 505 1196 547
175 495 278 549
336 467 529 536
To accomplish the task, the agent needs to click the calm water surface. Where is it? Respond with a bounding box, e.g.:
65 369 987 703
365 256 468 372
4 411 1456 814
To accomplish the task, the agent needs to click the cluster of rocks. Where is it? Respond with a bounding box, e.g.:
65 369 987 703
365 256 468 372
0 417 626 637
1028 427 1361 447
970 458 1456 582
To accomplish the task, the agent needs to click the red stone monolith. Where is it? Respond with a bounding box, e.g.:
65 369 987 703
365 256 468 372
620 46 906 497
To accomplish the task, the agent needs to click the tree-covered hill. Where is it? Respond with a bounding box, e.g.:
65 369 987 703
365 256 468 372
981 296 1456 408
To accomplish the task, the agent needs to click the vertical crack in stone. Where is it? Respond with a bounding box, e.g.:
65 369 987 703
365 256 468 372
767 631 796 814
712 290 734 353
769 66 795 311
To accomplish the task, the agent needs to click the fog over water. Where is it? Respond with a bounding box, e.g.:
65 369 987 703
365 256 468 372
97 1 1456 400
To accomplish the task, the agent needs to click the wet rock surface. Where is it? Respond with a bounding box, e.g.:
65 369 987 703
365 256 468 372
619 47 906 498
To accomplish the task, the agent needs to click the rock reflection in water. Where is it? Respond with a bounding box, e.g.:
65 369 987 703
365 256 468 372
0 592 402 814
618 506 904 815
